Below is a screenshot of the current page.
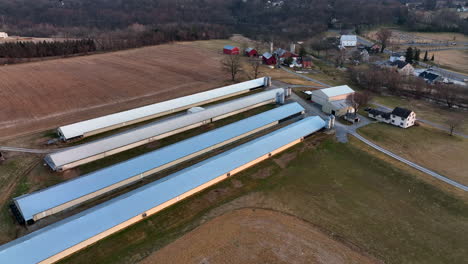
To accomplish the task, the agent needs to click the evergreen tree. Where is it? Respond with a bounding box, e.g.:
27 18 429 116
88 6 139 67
431 54 435 61
405 47 413 63
299 46 307 57
414 49 420 62
423 50 428 61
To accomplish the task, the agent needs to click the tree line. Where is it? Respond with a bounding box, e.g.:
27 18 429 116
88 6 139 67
0 23 230 62
349 66 468 109
0 39 96 59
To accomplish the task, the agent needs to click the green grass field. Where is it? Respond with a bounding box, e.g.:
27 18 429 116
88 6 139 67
358 122 468 186
60 136 468 264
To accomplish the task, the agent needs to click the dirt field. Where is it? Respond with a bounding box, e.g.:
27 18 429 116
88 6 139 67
430 49 468 74
0 43 227 139
140 209 379 264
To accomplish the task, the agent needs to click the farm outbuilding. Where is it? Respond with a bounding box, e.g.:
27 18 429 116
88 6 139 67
262 52 277 65
0 117 325 264
45 89 286 171
223 45 240 55
302 56 313 68
0 32 8 38
245 48 258 57
310 85 355 116
57 77 270 141
14 103 305 223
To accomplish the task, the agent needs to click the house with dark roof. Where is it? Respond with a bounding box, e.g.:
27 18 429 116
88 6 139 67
368 107 416 128
419 71 441 83
389 53 405 62
389 60 414 75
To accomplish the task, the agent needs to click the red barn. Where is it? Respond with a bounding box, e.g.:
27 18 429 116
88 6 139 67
245 48 258 57
302 56 313 68
223 45 240 55
262 52 277 65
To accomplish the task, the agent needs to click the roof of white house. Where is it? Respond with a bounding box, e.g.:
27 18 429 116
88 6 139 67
58 78 267 140
312 85 355 98
340 35 357 41
46 89 284 170
0 117 325 264
15 103 304 221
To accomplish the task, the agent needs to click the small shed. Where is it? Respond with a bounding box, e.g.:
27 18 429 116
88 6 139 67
302 56 313 68
223 45 240 55
0 32 8 39
262 52 277 65
245 48 258 57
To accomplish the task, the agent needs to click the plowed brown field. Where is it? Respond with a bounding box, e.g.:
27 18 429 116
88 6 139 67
0 43 226 139
140 209 380 264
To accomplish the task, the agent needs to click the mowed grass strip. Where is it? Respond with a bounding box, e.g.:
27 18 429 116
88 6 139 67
60 136 468 264
358 122 468 185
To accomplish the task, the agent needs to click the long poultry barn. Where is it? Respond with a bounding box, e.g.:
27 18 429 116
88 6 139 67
45 88 285 171
0 116 325 264
14 103 305 224
57 77 272 141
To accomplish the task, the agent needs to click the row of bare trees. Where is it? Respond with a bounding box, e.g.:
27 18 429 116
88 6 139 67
221 55 263 82
349 66 468 109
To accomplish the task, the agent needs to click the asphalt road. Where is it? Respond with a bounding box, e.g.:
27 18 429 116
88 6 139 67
351 132 468 191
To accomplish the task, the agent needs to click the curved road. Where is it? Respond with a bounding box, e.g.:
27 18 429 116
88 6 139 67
351 132 468 191
281 68 467 191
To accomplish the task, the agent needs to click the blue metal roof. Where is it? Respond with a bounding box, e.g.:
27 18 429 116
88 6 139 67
0 116 325 264
15 103 305 222
223 45 237 50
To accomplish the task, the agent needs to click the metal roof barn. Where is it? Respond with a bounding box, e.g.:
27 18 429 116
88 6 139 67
315 85 355 98
45 88 285 171
58 77 269 140
15 103 305 223
0 116 325 264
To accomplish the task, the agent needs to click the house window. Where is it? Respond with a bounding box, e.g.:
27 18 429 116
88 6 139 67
400 122 403 126
391 120 395 123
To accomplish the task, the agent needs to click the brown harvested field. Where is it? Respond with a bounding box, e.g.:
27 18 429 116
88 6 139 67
140 209 380 264
429 49 468 74
0 43 227 139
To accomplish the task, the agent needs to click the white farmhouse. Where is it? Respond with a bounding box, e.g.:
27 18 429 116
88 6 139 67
0 32 8 38
340 35 357 47
368 107 416 128
310 85 355 116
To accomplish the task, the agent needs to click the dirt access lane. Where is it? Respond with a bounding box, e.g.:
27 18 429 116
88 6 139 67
0 43 226 139
140 208 381 264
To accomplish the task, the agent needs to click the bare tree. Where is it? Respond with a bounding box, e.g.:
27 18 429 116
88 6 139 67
435 83 457 108
221 55 242 82
376 28 392 53
346 92 370 116
247 58 262 79
446 116 459 136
